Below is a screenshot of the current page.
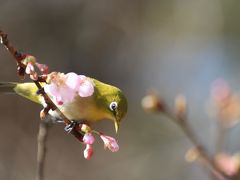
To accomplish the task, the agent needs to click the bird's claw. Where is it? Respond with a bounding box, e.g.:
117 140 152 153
64 121 78 133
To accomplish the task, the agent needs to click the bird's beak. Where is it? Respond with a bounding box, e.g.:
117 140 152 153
114 120 120 134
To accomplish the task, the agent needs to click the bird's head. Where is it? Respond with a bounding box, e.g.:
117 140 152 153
107 90 128 133
93 79 128 133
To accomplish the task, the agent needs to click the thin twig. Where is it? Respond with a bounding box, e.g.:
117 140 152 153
163 111 228 180
215 123 227 154
211 123 227 180
36 121 50 180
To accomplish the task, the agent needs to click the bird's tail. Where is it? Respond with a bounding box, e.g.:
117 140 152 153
0 82 41 104
0 82 17 94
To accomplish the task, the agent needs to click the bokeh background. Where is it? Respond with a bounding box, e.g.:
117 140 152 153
1 0 240 179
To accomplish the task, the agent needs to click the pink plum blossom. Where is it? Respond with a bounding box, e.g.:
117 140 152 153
215 153 240 176
44 77 76 105
44 72 94 105
211 79 230 103
78 75 94 97
65 72 81 90
210 79 240 127
83 133 95 145
83 144 94 160
100 134 119 152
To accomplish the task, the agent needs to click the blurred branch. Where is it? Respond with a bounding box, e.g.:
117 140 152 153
36 121 50 180
211 124 227 180
142 93 228 180
215 123 227 154
164 111 227 180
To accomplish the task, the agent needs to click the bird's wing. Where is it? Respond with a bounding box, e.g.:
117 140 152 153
14 82 43 104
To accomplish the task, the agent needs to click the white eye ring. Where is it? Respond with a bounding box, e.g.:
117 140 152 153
109 101 118 111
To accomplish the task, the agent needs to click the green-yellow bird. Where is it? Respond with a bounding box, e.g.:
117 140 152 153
0 77 128 133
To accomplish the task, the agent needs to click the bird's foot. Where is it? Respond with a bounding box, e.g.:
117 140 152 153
64 120 79 133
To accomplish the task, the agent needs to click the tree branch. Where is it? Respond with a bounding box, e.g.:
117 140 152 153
36 121 50 180
0 29 83 139
0 29 85 180
163 111 228 180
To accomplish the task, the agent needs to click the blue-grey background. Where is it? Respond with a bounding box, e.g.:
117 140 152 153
1 0 240 179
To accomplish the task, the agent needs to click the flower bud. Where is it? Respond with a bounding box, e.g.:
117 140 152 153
175 95 187 117
17 65 25 80
100 134 119 152
36 63 48 75
141 92 164 112
185 147 200 162
81 124 91 133
40 107 50 120
83 144 94 160
83 133 95 145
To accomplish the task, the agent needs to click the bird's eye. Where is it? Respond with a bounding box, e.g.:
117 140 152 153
109 101 118 111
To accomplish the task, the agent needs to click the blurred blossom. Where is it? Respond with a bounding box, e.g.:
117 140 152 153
185 147 200 162
141 91 164 112
209 79 240 127
211 79 231 103
175 95 187 116
215 153 240 176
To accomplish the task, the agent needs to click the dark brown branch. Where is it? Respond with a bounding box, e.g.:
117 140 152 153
0 29 83 135
0 29 85 180
0 30 71 125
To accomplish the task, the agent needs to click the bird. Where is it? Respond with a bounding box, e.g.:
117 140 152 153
0 77 128 133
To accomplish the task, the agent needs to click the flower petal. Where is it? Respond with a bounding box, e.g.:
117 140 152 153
65 72 81 90
78 79 94 97
100 135 119 152
44 83 59 97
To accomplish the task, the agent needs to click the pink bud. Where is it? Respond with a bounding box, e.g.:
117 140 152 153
25 62 34 74
36 63 48 75
100 134 119 152
83 144 94 160
25 62 39 80
83 133 95 145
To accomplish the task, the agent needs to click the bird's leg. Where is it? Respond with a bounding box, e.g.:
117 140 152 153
36 87 45 95
64 120 79 133
55 119 65 123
